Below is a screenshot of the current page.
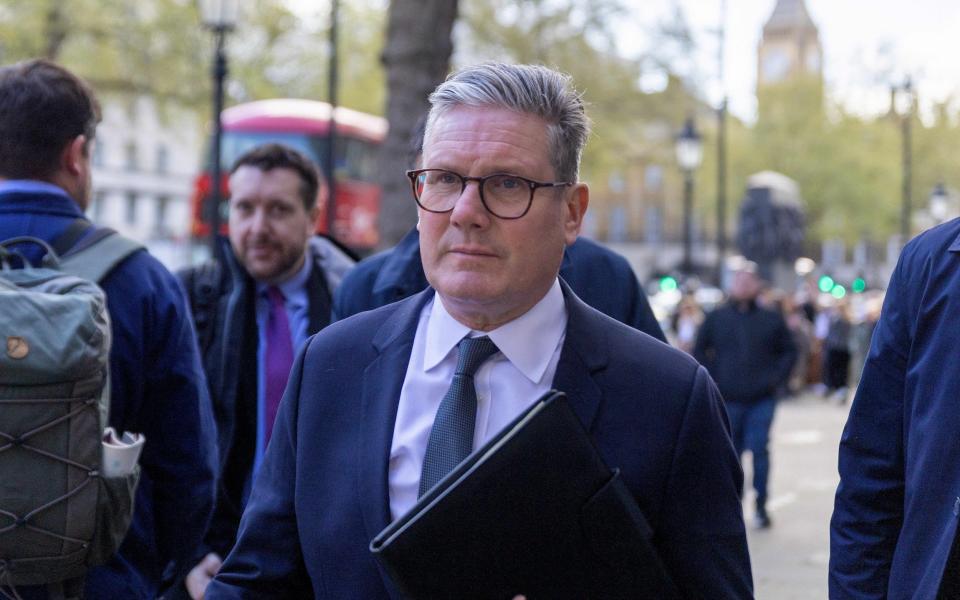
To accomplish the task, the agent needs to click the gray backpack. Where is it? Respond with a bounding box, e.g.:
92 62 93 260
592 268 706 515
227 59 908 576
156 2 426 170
0 230 143 597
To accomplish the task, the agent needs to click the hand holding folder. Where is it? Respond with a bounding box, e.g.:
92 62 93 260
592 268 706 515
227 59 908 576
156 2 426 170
370 390 680 599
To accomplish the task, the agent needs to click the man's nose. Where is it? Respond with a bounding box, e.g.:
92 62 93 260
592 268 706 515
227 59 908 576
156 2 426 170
249 207 269 232
449 180 490 228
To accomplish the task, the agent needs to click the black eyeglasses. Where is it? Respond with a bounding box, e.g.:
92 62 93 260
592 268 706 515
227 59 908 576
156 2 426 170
406 168 575 220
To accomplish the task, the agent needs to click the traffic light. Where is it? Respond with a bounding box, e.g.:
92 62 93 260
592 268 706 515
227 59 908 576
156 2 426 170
659 276 679 292
852 277 867 293
831 285 847 299
818 275 834 293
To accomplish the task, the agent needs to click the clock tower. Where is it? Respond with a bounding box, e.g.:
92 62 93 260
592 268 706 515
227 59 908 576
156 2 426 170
757 0 822 87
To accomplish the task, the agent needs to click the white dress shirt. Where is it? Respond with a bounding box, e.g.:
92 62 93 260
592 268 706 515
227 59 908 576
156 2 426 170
388 279 568 520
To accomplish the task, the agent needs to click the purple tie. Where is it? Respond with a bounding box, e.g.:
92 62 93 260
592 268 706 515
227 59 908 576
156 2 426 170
264 286 294 447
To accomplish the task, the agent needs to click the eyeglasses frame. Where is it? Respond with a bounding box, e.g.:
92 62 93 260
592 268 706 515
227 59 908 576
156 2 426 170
406 168 575 220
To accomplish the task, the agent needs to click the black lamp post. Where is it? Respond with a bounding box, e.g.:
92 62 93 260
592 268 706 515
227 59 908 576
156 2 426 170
891 77 914 244
325 0 340 239
676 117 703 274
200 0 239 256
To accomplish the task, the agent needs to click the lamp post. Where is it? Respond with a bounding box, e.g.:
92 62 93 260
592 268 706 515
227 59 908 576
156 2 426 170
199 0 239 256
676 117 703 275
891 77 914 244
325 0 340 238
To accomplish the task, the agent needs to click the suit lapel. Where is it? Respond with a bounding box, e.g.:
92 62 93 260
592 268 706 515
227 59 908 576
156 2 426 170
358 289 434 596
551 280 608 431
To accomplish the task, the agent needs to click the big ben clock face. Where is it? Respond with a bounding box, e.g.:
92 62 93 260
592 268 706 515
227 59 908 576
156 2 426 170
763 49 791 81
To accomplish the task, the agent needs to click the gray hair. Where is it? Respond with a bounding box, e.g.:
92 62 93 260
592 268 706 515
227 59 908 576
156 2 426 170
425 63 590 182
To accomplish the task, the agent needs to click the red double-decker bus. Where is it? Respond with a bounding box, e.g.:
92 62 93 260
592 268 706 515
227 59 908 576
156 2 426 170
191 98 387 251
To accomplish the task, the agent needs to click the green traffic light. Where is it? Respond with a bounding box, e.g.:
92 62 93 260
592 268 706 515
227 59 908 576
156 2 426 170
818 275 834 293
660 276 679 292
852 278 867 293
831 285 847 299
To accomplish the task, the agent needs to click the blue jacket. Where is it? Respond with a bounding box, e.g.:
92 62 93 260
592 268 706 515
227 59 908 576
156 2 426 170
333 228 667 343
0 185 217 599
207 282 752 599
830 218 960 598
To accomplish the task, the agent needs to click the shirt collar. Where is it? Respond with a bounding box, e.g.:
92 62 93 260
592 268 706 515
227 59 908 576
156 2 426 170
0 180 83 217
255 253 312 309
0 179 73 198
424 279 567 385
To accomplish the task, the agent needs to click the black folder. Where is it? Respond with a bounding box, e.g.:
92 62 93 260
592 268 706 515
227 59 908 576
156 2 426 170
369 390 680 599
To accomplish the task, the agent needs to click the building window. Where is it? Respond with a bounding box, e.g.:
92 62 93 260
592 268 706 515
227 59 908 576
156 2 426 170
125 192 137 225
124 142 138 172
155 195 169 234
156 145 169 174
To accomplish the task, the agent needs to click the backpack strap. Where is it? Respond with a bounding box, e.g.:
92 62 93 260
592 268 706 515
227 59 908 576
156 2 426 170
50 219 93 258
58 226 145 284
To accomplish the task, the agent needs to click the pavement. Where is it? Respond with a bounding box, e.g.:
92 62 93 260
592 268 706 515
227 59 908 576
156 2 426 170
741 392 852 599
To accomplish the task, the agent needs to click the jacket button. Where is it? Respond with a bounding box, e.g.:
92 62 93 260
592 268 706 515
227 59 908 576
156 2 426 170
954 497 960 517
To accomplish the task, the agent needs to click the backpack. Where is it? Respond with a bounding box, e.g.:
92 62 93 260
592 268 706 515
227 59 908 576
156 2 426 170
0 224 144 598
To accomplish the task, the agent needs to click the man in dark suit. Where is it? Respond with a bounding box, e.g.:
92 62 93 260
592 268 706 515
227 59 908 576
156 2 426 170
176 144 354 599
207 62 751 599
830 219 960 598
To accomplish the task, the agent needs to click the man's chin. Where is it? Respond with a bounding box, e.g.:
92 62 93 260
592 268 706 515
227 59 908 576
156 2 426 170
242 260 281 283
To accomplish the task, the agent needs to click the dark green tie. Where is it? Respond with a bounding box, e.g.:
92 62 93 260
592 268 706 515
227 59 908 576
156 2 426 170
418 336 500 498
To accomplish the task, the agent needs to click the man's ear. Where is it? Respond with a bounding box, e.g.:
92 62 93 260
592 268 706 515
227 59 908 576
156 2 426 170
61 135 87 177
563 183 589 245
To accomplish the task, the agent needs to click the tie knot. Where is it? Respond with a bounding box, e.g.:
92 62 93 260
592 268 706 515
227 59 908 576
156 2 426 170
266 286 285 308
454 336 499 377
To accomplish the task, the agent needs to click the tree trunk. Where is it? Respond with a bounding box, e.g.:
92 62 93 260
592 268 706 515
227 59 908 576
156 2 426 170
42 4 68 60
377 0 458 248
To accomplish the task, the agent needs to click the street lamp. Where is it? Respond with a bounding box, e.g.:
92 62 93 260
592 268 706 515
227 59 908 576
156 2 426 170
199 0 239 256
891 77 914 244
676 117 703 274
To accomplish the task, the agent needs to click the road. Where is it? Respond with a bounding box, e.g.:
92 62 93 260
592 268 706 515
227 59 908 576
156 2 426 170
743 392 851 599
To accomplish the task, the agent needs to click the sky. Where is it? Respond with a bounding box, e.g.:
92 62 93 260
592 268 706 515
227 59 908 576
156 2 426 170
286 0 960 123
620 0 960 121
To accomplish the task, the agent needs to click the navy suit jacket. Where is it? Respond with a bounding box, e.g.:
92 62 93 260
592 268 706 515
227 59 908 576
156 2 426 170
208 282 751 599
333 228 667 343
831 218 960 598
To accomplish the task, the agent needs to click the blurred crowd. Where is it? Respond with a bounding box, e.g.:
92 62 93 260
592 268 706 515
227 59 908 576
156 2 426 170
655 276 885 403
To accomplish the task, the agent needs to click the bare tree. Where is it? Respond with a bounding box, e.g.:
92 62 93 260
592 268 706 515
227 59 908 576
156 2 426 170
377 0 458 248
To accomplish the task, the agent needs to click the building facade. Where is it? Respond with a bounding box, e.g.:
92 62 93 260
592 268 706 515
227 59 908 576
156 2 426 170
88 95 201 267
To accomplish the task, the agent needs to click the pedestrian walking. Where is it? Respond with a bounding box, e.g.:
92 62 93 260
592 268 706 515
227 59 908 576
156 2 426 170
693 262 797 529
0 59 216 599
830 219 960 598
207 62 751 599
175 144 355 600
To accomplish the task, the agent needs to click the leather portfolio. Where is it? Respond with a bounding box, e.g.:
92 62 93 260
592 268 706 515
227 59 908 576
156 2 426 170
369 390 680 599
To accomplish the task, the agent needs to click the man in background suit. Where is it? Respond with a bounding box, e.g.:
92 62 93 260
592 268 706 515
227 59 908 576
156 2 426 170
830 218 960 598
207 62 751 599
176 144 354 599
